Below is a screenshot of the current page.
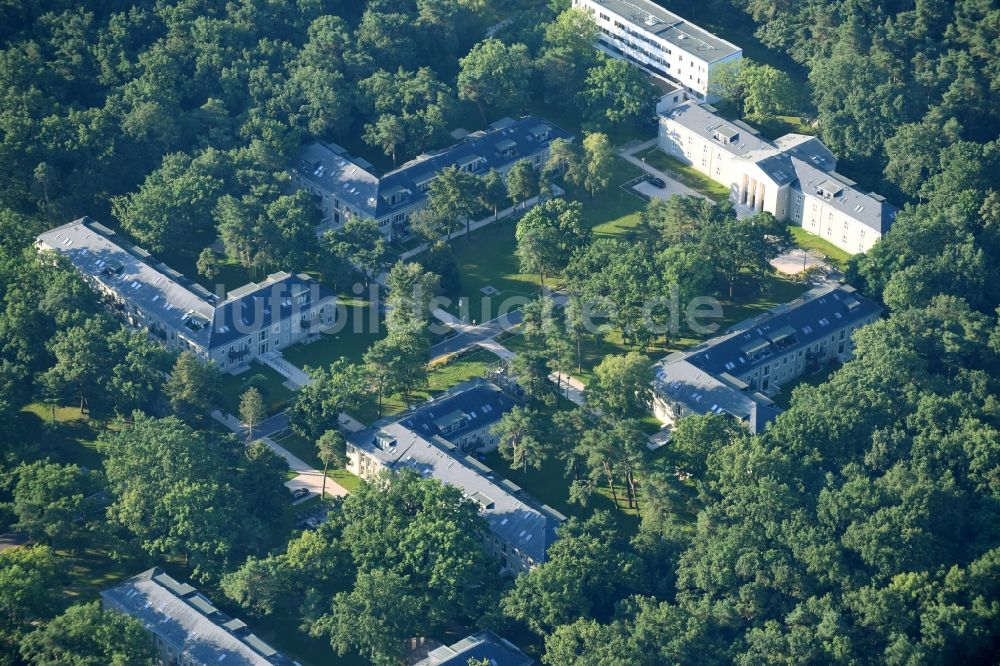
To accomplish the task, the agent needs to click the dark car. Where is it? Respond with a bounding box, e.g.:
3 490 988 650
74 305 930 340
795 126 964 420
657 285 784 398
291 487 310 500
647 176 667 188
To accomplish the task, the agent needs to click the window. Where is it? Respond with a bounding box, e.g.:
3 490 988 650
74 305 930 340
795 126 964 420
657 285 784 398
259 330 267 341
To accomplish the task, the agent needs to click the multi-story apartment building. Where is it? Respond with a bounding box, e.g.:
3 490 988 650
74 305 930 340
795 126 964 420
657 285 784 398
658 101 897 254
37 218 336 370
572 0 742 102
102 568 297 665
346 381 566 574
291 116 571 240
653 284 881 433
396 379 518 454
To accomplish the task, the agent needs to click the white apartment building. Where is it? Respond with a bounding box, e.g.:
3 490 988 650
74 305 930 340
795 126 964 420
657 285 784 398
658 101 897 253
572 0 742 102
37 218 337 370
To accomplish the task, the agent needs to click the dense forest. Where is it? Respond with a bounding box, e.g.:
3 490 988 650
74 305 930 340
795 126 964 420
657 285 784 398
1 0 999 664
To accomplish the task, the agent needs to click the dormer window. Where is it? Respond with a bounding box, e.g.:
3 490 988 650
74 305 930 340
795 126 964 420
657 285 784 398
528 124 551 142
458 156 484 173
414 174 435 193
383 185 410 206
374 430 396 450
496 138 517 159
712 126 739 145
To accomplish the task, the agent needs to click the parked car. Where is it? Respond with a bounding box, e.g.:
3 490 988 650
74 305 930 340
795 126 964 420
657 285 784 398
290 487 310 500
647 176 667 188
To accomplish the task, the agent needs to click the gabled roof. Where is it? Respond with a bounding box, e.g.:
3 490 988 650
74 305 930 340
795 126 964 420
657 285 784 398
208 272 334 348
661 102 897 232
294 116 572 219
655 285 881 433
662 102 773 157
416 630 533 666
788 157 897 233
685 284 881 377
100 568 295 665
400 380 518 443
37 219 334 351
348 382 564 564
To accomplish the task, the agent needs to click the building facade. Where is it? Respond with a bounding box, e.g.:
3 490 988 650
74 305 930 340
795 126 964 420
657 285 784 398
346 382 565 574
396 379 519 454
102 568 296 666
653 284 881 432
658 101 897 254
37 218 337 370
572 0 742 102
292 116 571 240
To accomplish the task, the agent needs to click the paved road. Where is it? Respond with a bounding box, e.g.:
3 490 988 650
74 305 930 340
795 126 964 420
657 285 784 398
429 308 524 359
213 410 348 501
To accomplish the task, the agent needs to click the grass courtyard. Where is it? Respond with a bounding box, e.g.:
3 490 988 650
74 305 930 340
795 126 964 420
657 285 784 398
441 218 542 325
281 298 384 369
440 156 651 326
216 361 297 416
789 225 852 269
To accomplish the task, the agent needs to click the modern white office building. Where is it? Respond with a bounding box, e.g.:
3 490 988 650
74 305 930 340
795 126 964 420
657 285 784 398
572 0 742 102
37 218 337 370
658 101 897 254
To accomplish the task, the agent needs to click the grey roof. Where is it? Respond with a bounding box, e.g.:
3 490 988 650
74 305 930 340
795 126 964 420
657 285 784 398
655 359 773 432
788 157 897 233
101 568 294 665
655 285 881 433
662 102 897 232
400 380 519 444
37 218 334 351
349 387 563 564
416 630 533 666
294 116 571 219
662 103 772 157
687 284 881 376
773 133 837 172
590 0 741 62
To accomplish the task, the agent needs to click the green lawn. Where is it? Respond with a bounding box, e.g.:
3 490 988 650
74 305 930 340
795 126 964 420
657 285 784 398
568 158 648 239
443 219 542 325
442 156 649 326
281 299 384 369
503 326 668 388
249 613 368 666
714 274 810 333
156 248 256 296
272 431 363 493
637 147 732 202
482 449 641 537
789 225 851 269
17 404 104 470
359 348 498 423
216 361 297 417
